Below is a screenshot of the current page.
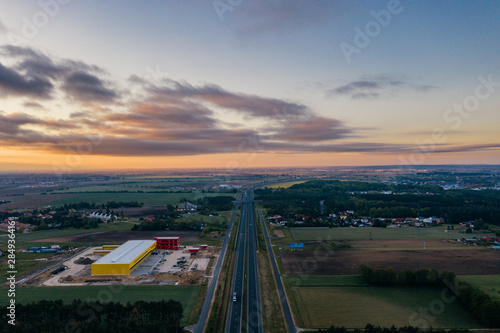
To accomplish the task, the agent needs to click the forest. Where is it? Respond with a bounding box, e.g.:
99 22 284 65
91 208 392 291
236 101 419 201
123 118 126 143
255 180 500 225
1 299 183 332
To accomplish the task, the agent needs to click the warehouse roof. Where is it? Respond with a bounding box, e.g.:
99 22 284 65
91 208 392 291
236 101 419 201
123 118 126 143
93 240 156 265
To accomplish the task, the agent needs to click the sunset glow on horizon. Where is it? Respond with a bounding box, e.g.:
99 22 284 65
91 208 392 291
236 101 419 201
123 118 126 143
0 1 499 172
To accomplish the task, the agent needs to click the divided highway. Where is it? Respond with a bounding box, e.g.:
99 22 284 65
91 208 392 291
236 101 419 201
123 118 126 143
193 192 242 333
226 198 247 332
246 192 262 333
227 190 263 332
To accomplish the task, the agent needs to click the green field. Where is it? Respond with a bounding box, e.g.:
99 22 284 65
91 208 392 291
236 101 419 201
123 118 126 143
266 181 307 189
0 285 201 326
292 285 482 329
47 191 236 206
290 227 461 241
459 275 500 301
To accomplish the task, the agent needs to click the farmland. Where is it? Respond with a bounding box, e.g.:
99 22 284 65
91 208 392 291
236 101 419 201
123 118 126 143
266 180 308 189
280 248 500 275
34 230 201 244
292 285 481 328
290 227 462 242
47 191 236 207
0 175 240 209
458 275 500 300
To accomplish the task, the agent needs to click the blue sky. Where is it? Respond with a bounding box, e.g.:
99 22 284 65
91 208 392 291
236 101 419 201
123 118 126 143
0 0 499 170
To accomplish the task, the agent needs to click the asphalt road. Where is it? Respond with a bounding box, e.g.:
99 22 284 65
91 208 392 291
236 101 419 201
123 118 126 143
258 209 296 333
227 190 263 332
193 192 242 333
226 196 247 332
246 192 263 333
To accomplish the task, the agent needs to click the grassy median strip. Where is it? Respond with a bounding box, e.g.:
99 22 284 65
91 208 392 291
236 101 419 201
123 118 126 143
255 207 287 332
205 210 240 333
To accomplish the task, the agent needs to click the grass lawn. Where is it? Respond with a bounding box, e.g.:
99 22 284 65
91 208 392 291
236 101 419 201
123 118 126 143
459 275 500 301
292 285 482 329
290 227 461 241
0 285 201 326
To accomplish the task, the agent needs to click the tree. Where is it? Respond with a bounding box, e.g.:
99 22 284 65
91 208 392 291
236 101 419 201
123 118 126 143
474 218 486 230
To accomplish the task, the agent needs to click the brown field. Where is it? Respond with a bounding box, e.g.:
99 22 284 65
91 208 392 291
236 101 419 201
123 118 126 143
35 230 201 243
349 239 465 250
274 230 285 237
2 193 72 209
281 248 500 275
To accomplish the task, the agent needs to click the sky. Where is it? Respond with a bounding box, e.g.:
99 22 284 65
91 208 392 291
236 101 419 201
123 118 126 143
0 0 499 171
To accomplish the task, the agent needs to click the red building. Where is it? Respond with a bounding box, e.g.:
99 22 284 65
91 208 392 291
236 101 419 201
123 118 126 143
154 237 180 249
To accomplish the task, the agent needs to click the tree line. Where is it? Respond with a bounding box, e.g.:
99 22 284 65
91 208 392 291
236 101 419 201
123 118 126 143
1 299 183 333
195 195 235 212
359 265 456 286
359 265 500 328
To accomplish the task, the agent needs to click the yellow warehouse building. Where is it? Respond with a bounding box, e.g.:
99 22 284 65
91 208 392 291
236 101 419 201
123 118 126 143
91 240 156 275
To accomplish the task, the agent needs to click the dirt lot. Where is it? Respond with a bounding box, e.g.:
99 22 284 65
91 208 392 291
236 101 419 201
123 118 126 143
35 230 201 243
281 248 500 275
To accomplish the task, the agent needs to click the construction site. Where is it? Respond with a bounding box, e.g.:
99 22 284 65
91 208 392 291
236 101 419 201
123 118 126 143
23 237 219 287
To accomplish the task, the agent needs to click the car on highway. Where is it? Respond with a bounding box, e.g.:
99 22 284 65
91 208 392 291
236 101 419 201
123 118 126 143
232 292 237 302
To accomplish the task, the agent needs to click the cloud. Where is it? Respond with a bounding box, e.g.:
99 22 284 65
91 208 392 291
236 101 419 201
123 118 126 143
432 143 500 154
268 116 352 142
62 71 117 103
0 62 54 98
234 0 345 37
327 75 435 100
23 101 46 110
148 80 309 119
0 20 7 34
0 45 118 103
2 44 491 160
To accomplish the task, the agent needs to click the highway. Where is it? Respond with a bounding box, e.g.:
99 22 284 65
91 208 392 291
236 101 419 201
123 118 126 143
246 192 263 333
193 192 242 333
227 190 263 332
